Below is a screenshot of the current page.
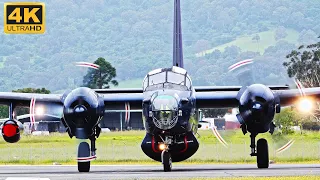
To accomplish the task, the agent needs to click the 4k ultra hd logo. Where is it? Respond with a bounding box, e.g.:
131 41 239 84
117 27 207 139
4 2 45 34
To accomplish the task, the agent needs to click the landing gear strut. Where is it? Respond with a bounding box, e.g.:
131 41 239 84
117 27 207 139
160 136 173 172
161 150 172 172
249 133 269 168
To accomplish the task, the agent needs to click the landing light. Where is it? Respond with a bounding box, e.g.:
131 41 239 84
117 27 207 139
298 98 313 113
159 143 167 151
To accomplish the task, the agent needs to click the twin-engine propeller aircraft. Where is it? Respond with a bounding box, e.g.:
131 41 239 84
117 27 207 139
1 0 320 172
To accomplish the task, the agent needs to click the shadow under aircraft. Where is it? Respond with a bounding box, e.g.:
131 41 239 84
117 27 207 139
1 0 320 173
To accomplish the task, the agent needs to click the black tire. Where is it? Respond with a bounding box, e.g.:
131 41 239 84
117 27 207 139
162 151 172 172
257 138 269 168
78 142 91 172
78 161 90 172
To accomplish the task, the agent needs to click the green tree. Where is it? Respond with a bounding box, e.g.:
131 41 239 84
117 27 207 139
0 106 8 119
12 87 50 94
83 57 118 89
274 108 297 135
274 107 314 134
283 38 320 123
283 40 320 87
202 109 229 118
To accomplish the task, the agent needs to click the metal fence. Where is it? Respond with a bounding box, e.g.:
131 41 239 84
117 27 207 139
1 139 319 163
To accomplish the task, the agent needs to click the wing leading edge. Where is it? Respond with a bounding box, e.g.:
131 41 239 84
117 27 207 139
195 87 320 109
0 86 319 114
0 92 62 106
94 85 289 94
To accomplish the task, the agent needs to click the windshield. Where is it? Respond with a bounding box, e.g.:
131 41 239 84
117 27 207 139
143 70 192 91
167 71 185 85
149 72 166 86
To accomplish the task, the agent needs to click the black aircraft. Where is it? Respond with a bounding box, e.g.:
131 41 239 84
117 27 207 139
1 0 320 172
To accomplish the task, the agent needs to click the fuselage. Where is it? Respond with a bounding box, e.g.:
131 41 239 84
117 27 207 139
140 67 199 162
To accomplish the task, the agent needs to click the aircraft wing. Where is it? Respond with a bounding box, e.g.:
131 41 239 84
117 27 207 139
194 85 289 92
0 92 62 106
195 87 320 109
275 87 320 106
103 93 143 111
94 85 289 94
0 86 319 113
195 91 239 108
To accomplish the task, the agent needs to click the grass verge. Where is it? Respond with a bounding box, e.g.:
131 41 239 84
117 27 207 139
1 130 320 165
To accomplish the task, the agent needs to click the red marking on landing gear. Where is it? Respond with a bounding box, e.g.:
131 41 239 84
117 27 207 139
77 155 97 162
151 136 161 153
180 136 188 153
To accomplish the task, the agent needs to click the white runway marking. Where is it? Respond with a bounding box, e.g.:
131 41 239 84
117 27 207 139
6 178 50 180
1 164 320 179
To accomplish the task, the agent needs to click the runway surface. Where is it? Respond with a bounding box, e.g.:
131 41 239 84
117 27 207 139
0 164 320 180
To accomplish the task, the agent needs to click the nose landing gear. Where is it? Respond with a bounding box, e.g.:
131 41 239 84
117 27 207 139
249 133 269 168
77 142 91 172
160 136 173 172
77 136 97 172
257 138 269 168
161 150 172 172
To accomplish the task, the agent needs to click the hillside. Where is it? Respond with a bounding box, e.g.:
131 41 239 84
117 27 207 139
0 0 319 92
196 29 300 57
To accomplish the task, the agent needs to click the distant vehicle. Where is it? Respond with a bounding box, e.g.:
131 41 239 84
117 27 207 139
198 120 213 130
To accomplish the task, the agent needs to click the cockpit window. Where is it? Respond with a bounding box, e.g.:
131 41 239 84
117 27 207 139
149 72 166 86
167 71 185 85
186 76 191 88
143 68 192 91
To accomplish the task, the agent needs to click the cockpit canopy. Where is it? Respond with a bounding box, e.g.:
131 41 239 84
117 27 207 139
143 66 192 91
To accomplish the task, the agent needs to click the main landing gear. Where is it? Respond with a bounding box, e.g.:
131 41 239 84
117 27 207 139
77 136 97 172
249 133 269 168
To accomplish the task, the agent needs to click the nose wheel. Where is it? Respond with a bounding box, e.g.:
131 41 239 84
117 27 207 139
249 133 269 169
77 142 91 172
161 151 172 172
257 138 269 168
77 136 97 172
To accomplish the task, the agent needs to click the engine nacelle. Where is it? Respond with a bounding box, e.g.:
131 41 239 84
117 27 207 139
62 87 105 139
1 120 23 143
236 84 278 133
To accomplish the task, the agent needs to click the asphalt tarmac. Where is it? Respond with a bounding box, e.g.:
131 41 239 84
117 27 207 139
0 164 320 180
